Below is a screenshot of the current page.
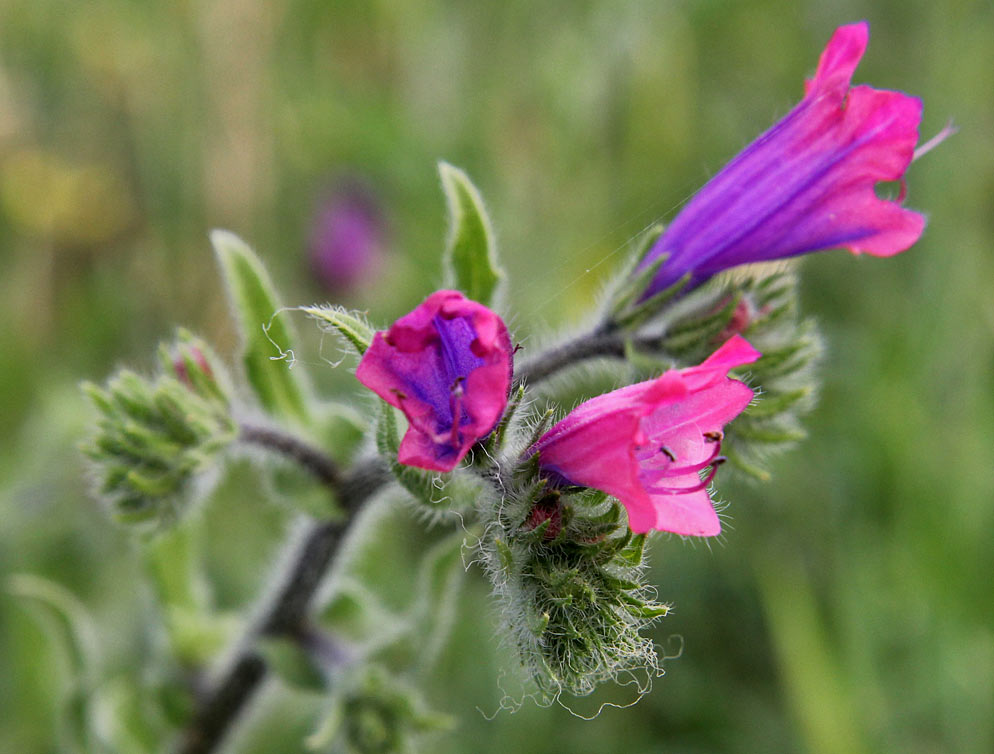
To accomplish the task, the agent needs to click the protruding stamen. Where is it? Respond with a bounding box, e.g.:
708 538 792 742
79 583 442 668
913 120 956 162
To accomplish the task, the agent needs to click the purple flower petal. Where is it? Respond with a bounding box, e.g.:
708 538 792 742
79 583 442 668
356 290 513 472
639 21 927 297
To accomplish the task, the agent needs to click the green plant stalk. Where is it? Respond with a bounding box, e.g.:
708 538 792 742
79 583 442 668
173 433 388 754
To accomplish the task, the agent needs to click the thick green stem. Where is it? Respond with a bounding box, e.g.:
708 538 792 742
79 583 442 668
173 454 388 754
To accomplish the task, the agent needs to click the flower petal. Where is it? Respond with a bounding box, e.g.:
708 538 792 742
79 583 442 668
356 290 513 471
534 337 758 536
637 21 928 297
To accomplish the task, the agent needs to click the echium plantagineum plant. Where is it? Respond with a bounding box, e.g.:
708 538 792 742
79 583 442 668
59 21 947 754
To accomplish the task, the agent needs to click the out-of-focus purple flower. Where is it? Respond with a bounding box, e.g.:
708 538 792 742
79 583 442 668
638 21 929 298
309 179 386 293
531 336 760 536
356 290 513 472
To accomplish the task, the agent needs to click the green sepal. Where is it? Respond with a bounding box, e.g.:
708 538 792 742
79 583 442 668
303 305 375 357
720 444 772 482
712 270 823 479
619 592 672 619
375 402 443 506
604 226 664 313
211 230 311 424
752 337 819 378
520 407 557 454
305 692 346 751
163 607 241 668
746 386 813 419
614 532 647 566
660 291 741 357
731 422 807 444
613 270 690 331
438 161 503 305
91 674 174 753
493 537 515 580
157 329 230 405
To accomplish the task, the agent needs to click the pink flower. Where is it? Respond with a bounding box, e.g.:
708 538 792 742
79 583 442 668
356 290 513 472
531 336 760 536
638 21 929 297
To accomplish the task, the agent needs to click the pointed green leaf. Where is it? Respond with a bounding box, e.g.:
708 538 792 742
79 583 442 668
211 230 310 423
6 573 99 681
302 305 375 356
438 162 503 304
410 531 467 672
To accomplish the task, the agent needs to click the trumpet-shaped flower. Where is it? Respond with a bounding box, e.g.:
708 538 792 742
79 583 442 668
639 21 927 298
356 290 513 472
532 336 760 536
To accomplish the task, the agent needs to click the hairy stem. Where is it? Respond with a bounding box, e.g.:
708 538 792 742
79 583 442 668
514 326 625 386
176 319 659 752
174 455 389 754
239 423 342 488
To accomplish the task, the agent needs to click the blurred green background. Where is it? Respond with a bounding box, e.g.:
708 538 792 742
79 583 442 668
1 0 991 752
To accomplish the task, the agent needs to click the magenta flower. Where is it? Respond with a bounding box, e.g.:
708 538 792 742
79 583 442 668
356 290 513 472
309 179 386 293
639 21 927 298
531 335 760 536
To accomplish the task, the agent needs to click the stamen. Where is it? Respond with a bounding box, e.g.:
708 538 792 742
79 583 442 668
665 439 723 475
447 377 465 447
645 460 724 495
913 120 956 162
659 446 677 462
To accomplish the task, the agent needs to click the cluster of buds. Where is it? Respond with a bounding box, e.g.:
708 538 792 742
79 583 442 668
81 331 234 527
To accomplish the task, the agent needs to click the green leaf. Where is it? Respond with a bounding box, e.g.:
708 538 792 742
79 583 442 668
438 162 503 305
258 636 328 692
303 305 375 356
6 573 99 682
409 531 467 672
211 230 310 423
6 574 107 753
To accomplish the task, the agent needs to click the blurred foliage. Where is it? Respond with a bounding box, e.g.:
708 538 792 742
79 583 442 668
1 0 992 753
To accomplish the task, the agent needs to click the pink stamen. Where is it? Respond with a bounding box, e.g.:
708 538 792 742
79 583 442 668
913 120 956 162
645 459 725 495
664 437 724 475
